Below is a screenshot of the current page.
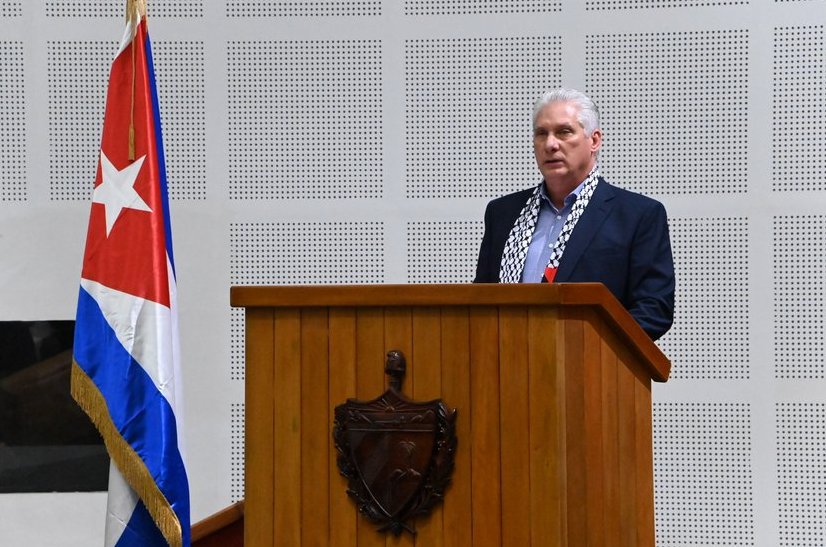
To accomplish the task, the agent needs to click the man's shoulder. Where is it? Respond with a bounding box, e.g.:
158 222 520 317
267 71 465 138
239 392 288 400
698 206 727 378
598 178 665 210
486 186 537 214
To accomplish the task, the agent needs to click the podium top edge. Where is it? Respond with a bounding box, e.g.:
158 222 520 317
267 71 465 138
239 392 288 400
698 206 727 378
230 283 670 382
231 282 582 308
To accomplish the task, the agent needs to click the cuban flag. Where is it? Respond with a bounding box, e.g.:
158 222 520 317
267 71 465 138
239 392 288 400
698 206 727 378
71 9 190 547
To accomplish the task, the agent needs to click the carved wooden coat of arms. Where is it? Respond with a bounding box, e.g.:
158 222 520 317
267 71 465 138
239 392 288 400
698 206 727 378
333 350 457 536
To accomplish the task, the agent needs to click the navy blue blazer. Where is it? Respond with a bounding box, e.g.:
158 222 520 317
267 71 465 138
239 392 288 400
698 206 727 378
474 178 675 340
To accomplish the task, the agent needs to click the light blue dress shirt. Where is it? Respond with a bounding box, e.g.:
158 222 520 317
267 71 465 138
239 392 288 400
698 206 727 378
520 180 586 283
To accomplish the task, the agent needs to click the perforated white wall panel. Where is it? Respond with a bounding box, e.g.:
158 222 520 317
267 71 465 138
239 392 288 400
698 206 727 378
654 402 754 545
404 0 561 15
406 220 483 283
230 308 245 382
47 41 112 201
0 2 21 17
586 29 750 195
226 1 381 17
1 2 825 545
0 41 25 201
229 221 385 285
773 216 825 379
230 402 244 503
777 403 826 546
772 26 826 190
152 41 207 200
587 0 745 8
659 217 750 379
226 41 383 200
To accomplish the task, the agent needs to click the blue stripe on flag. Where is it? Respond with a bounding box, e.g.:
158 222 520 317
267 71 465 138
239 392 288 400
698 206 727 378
74 286 191 544
144 33 175 276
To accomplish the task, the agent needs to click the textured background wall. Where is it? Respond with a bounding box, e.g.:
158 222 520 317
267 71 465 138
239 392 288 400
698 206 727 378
0 1 824 545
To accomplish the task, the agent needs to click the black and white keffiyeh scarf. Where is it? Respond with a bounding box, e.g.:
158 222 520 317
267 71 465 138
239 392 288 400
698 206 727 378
498 168 600 283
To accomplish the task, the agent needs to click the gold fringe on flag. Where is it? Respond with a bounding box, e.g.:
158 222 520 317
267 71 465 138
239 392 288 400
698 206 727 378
71 361 183 547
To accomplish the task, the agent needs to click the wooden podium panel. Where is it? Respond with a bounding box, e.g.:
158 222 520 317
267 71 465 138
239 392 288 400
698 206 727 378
230 283 670 547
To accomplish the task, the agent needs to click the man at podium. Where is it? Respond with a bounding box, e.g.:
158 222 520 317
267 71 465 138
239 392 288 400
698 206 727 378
474 88 675 341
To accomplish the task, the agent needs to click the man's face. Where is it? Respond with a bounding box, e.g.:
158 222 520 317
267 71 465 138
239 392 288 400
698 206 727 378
533 101 602 198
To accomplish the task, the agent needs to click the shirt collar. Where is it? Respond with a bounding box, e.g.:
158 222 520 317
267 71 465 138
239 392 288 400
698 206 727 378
538 177 588 212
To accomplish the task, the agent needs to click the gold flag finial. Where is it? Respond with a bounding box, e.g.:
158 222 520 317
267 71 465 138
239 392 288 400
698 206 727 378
126 0 147 23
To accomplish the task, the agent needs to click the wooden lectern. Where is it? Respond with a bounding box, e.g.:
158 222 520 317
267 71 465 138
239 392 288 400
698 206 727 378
230 283 670 547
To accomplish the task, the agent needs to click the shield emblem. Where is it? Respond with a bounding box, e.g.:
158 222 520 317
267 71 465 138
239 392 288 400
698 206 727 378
333 351 457 536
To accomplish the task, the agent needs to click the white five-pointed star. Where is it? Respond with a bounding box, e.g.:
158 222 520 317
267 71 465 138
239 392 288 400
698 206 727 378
93 151 152 236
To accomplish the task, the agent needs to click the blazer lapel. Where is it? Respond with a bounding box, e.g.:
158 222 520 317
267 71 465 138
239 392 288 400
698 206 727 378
555 179 616 282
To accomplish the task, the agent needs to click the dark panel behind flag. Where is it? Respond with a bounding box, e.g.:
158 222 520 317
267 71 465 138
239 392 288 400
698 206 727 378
0 320 109 494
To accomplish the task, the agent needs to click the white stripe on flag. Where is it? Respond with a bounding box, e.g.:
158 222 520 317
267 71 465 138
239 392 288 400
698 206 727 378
117 17 137 55
79 277 178 406
166 257 186 463
104 461 139 547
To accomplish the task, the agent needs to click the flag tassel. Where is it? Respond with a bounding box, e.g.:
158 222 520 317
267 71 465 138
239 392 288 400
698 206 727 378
128 23 136 161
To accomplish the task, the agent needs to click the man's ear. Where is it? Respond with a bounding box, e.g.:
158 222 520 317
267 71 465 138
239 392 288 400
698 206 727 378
590 129 603 154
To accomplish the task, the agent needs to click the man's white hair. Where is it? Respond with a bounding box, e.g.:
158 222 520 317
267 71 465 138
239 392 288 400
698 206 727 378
532 88 601 136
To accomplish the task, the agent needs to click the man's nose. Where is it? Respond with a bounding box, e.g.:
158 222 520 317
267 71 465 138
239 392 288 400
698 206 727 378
544 135 560 151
